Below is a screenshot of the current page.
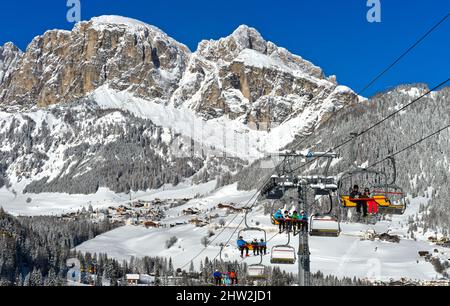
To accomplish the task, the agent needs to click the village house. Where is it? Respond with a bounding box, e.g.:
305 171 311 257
143 220 160 228
189 218 208 227
125 274 155 286
182 207 200 215
217 203 243 212
125 274 140 285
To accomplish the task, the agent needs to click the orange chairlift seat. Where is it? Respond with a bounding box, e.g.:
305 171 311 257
340 195 392 208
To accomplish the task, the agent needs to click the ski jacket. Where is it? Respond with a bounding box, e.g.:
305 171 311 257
291 213 300 220
274 211 284 220
350 191 362 199
237 239 247 247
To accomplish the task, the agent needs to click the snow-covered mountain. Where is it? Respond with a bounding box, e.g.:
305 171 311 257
0 16 190 108
0 15 360 195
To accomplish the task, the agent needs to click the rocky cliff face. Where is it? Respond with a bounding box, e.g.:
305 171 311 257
0 16 190 107
0 42 22 86
172 25 359 128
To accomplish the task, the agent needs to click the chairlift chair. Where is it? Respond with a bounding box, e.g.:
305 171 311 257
247 264 267 279
247 252 267 280
266 187 284 200
374 185 407 215
270 245 297 264
234 208 269 280
270 232 296 264
372 157 407 215
238 227 267 251
309 191 341 237
310 214 340 237
338 168 388 208
338 136 407 215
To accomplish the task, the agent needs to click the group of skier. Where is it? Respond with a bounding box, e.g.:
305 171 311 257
237 237 267 258
349 184 378 217
273 209 308 234
213 270 238 286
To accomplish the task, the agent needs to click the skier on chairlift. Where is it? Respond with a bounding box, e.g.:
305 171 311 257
283 210 292 232
350 185 367 218
237 236 249 257
299 210 308 232
259 238 267 255
213 270 222 286
222 272 231 286
229 270 238 285
251 239 260 256
364 188 378 215
290 211 300 233
274 209 284 233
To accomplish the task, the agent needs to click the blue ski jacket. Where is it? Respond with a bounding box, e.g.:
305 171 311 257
237 239 247 247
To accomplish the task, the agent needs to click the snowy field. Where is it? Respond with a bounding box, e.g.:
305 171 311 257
92 85 337 160
74 184 450 282
0 180 217 216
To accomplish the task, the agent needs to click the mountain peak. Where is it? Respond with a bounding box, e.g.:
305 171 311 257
1 42 21 52
230 24 264 40
0 42 22 85
88 15 160 32
196 24 268 62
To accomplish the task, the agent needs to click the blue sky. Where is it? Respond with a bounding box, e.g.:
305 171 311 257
0 0 448 97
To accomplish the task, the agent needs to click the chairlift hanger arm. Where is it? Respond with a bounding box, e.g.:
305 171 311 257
265 151 339 159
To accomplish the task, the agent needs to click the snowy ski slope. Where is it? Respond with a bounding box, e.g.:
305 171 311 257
74 183 450 282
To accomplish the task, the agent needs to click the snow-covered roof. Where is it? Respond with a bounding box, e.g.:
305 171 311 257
126 274 140 280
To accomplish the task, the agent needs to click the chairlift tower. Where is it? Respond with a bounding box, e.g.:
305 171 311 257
266 150 339 287
297 182 310 286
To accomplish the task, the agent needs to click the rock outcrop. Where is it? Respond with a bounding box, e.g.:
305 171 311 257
0 42 22 86
0 16 190 107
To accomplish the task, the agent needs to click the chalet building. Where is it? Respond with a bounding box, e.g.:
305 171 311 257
125 274 155 286
189 218 208 227
183 208 200 215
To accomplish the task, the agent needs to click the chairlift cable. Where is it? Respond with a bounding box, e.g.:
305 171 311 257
368 123 450 169
359 12 450 95
291 13 449 152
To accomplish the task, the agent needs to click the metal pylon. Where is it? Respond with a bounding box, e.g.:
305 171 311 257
298 183 310 286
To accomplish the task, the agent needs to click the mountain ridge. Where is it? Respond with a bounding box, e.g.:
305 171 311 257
0 15 359 129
